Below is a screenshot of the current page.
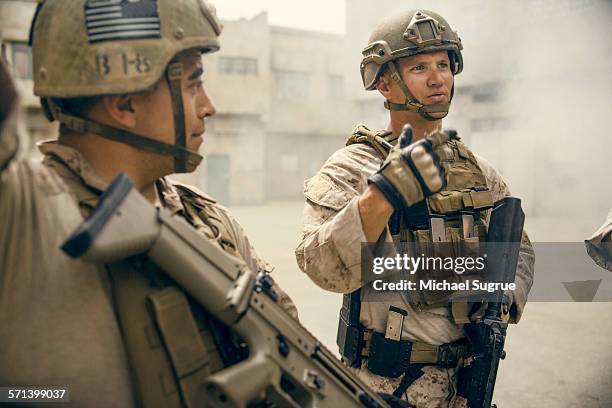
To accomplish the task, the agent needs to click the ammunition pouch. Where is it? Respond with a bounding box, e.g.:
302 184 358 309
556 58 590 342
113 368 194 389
367 332 412 378
398 216 489 311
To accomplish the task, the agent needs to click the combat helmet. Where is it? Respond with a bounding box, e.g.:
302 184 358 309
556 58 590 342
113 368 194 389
29 0 223 173
360 10 463 121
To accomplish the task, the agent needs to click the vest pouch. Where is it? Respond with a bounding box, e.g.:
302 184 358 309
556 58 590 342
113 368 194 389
411 229 458 308
367 332 411 378
448 164 480 191
405 229 433 307
429 190 464 214
410 227 486 308
451 225 486 277
108 261 185 408
146 287 214 408
450 227 489 307
385 134 495 312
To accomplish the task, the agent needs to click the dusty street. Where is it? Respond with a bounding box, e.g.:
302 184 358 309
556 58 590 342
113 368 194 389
229 200 612 408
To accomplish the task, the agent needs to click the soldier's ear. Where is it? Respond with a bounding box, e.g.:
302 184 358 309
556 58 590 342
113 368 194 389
102 95 136 128
376 74 393 98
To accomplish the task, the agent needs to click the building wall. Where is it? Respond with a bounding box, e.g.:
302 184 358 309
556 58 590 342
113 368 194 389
265 131 346 199
268 27 352 135
205 12 271 117
264 26 357 199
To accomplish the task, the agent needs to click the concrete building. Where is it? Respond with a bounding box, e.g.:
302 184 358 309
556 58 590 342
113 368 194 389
186 13 356 203
264 25 354 200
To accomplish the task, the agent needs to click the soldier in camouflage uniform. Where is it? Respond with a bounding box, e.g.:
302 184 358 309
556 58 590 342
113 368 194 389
0 1 295 406
295 10 535 408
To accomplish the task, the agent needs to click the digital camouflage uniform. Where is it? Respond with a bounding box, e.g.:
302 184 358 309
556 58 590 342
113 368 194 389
295 124 535 408
585 208 612 271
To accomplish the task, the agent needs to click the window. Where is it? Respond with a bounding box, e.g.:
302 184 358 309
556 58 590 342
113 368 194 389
218 57 258 75
274 70 309 100
11 42 32 80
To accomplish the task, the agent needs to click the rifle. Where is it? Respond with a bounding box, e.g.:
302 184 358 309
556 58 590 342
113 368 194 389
458 197 525 408
61 173 389 408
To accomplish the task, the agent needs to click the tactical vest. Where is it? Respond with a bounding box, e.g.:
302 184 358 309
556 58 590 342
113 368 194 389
44 158 247 408
348 125 493 311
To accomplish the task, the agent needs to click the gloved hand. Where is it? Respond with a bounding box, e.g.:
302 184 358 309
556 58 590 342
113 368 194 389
368 125 447 210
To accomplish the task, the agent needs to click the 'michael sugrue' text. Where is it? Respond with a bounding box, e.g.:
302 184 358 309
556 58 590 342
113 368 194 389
372 279 515 293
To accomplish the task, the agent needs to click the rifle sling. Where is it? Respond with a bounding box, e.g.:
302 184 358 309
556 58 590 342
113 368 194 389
392 364 425 399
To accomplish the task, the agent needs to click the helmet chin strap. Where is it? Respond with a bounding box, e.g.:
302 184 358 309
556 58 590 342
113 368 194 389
43 62 203 174
166 61 194 173
383 60 452 121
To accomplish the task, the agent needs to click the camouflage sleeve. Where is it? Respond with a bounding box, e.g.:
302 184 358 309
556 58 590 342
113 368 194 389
295 195 366 293
475 154 535 323
585 208 612 271
295 146 389 294
213 203 299 320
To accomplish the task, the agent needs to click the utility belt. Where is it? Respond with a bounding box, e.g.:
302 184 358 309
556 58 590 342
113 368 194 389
338 304 468 378
361 329 468 378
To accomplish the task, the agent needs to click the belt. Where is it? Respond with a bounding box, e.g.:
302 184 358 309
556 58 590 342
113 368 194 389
361 329 468 367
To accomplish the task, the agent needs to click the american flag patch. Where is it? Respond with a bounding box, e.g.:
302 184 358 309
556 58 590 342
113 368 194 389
84 0 161 44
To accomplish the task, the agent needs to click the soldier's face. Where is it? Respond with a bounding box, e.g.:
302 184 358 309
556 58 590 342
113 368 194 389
389 51 454 110
133 50 216 155
177 51 217 153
